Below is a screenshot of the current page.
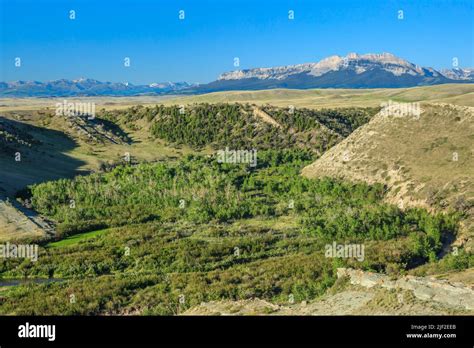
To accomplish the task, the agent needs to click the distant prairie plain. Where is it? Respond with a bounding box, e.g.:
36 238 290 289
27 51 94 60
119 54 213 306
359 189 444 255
1 84 473 112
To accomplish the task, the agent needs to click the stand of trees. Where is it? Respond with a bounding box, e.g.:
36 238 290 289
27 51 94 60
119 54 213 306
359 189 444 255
99 103 378 152
27 149 457 262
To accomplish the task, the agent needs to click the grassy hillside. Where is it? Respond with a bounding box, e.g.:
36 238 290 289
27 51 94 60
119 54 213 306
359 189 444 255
302 104 474 252
0 109 200 195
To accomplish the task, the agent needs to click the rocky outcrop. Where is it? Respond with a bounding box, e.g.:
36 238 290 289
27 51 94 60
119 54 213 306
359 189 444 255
337 268 474 310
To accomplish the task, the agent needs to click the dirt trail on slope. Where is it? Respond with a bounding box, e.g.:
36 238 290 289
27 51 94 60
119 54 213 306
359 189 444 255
252 107 283 129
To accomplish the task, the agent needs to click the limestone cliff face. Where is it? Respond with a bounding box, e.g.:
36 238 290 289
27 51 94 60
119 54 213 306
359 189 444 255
218 52 447 81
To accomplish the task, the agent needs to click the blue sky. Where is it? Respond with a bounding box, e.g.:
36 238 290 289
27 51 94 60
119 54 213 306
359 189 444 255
1 0 473 84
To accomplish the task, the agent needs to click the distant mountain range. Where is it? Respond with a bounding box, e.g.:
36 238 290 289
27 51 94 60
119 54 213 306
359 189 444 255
439 67 474 81
0 79 195 97
1 53 473 97
194 53 474 92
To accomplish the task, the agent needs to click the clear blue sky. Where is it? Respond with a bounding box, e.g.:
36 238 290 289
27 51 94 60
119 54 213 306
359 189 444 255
1 0 473 84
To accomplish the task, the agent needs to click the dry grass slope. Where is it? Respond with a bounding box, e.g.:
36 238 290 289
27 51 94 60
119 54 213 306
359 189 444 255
0 197 46 241
302 103 474 250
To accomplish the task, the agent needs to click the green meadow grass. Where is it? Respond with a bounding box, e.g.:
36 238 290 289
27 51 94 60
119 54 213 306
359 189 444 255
46 229 108 248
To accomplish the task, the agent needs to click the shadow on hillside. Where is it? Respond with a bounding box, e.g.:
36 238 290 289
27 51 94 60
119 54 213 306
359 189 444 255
0 116 88 196
95 117 133 144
